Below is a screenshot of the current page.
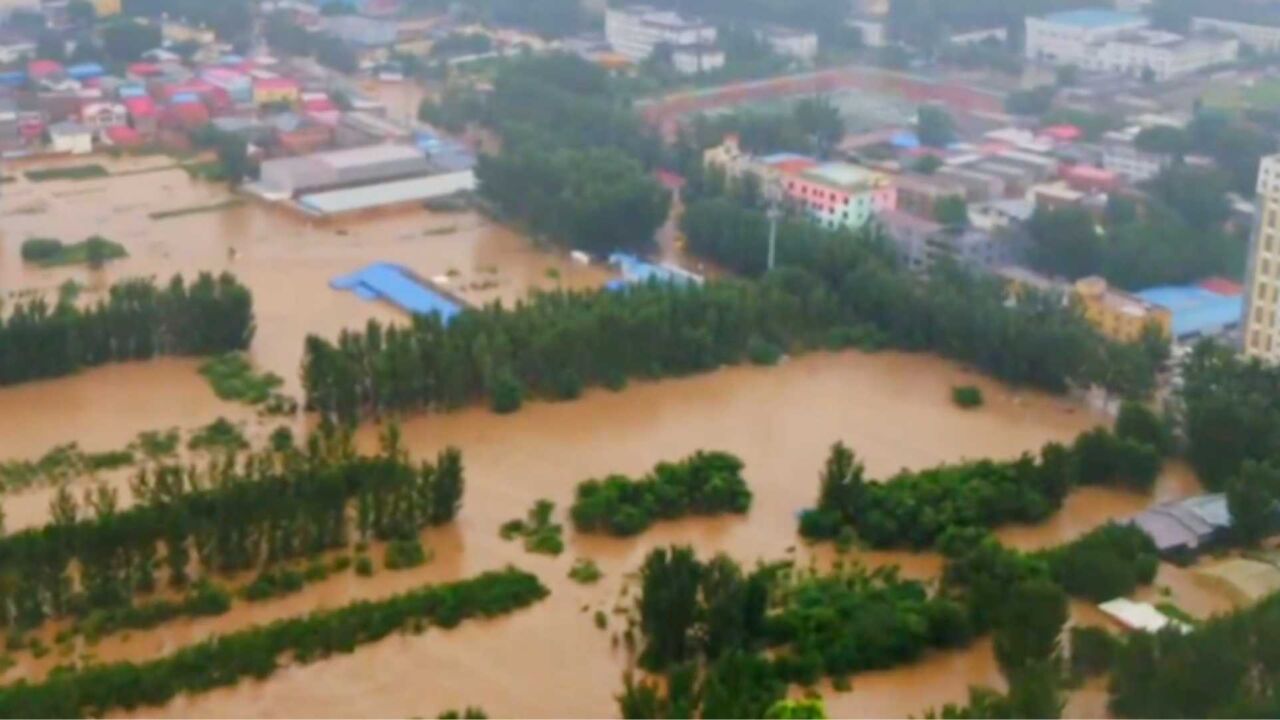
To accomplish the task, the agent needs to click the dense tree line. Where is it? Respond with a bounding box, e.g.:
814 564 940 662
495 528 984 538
570 451 751 536
0 427 463 631
1180 342 1280 490
1026 166 1245 290
0 273 253 387
263 11 358 73
799 428 1160 549
0 568 546 718
680 197 1162 397
443 55 669 255
477 147 671 256
621 547 969 717
672 96 845 172
1108 589 1280 717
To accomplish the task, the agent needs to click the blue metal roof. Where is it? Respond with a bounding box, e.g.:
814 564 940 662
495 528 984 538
1135 285 1243 340
330 263 463 320
1043 8 1144 29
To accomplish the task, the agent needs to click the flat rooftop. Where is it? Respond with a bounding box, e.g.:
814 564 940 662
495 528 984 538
1134 285 1243 339
802 162 887 191
298 170 477 216
1042 8 1146 29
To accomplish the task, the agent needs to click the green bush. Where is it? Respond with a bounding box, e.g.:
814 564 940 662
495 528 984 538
241 567 305 602
355 555 374 577
1070 626 1118 678
24 164 109 182
568 558 603 584
19 236 127 268
490 371 524 414
198 354 284 406
501 500 564 556
951 385 984 408
747 336 783 366
20 238 63 262
571 451 752 536
385 539 430 570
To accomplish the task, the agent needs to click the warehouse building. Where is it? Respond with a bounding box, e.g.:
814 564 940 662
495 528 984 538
257 144 434 197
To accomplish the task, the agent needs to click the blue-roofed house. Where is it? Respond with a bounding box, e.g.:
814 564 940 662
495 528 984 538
1134 284 1243 344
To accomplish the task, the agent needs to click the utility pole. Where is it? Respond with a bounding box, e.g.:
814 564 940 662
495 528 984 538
765 177 782 272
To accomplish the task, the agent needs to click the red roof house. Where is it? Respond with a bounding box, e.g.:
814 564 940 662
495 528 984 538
1040 124 1082 143
28 59 63 79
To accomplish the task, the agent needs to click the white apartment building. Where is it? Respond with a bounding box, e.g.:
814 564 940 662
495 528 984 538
1192 16 1280 52
1095 30 1238 81
1027 8 1238 80
672 45 724 75
604 5 716 61
1101 142 1170 182
1245 155 1280 362
1025 8 1149 64
760 26 818 62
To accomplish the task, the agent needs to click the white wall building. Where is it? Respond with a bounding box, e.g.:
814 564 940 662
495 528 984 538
672 45 724 75
849 17 886 48
1026 8 1149 64
760 26 818 62
1192 16 1280 52
1244 154 1280 363
1101 142 1170 182
604 5 716 61
48 121 92 155
1095 30 1238 81
1026 8 1237 80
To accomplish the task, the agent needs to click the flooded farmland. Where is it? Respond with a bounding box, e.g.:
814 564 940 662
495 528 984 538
0 156 1231 718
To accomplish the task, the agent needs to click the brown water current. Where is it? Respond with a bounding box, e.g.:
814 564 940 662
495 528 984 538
0 157 1230 718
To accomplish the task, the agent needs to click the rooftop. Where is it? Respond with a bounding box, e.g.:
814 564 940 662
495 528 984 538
298 170 476 216
1042 8 1146 29
1134 285 1244 339
319 144 425 169
803 162 888 191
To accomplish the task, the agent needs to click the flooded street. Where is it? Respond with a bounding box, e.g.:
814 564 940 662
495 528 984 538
0 156 1228 718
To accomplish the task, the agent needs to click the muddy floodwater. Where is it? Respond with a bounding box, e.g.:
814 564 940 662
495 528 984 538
81 351 1198 720
0 157 1226 718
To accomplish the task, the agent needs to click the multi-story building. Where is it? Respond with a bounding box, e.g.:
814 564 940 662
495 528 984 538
1027 8 1237 80
1094 30 1238 81
605 5 716 61
1192 16 1280 52
1073 276 1173 342
1026 8 1150 64
877 209 1012 273
782 162 896 230
1101 142 1171 182
1244 154 1280 362
672 45 724 75
759 26 818 62
893 172 967 220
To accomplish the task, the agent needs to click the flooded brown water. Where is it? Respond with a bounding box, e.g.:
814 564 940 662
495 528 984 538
0 157 1228 718
74 351 1200 719
0 158 611 456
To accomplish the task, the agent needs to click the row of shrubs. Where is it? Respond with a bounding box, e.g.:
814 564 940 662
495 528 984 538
800 426 1162 550
0 568 548 718
570 451 752 536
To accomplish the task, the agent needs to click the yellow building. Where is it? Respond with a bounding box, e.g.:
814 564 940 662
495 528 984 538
1072 276 1172 343
93 0 122 16
995 268 1172 343
252 77 302 106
